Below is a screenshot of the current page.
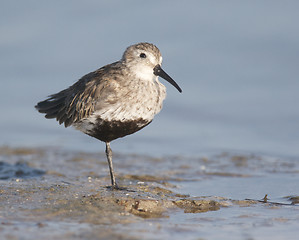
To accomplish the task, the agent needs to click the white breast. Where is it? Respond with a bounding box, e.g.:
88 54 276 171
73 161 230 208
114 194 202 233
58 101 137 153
99 77 166 122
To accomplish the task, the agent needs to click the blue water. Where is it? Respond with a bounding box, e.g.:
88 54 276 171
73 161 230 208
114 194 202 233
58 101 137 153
1 1 299 157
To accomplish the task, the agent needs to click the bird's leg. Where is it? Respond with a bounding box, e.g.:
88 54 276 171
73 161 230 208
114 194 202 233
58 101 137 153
105 142 117 188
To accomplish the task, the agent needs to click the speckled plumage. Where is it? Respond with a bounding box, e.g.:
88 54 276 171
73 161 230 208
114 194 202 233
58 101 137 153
35 42 182 188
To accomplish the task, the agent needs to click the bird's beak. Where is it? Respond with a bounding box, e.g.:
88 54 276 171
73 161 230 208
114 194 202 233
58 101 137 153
153 64 182 93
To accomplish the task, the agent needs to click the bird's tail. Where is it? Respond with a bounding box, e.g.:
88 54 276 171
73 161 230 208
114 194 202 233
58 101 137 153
35 90 73 127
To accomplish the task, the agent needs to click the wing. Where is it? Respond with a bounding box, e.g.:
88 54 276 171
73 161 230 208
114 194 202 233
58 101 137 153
35 62 121 127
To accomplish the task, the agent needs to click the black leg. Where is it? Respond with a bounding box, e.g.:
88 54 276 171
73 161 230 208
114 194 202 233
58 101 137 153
105 142 117 187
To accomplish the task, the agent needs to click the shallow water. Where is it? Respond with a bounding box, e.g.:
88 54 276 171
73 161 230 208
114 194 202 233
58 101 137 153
1 1 299 157
0 147 298 240
1 1 299 239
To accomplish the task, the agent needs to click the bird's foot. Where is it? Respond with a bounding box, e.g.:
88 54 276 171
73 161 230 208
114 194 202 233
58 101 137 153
106 184 135 192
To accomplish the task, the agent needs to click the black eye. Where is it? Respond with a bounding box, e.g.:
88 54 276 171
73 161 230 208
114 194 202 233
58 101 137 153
139 53 146 58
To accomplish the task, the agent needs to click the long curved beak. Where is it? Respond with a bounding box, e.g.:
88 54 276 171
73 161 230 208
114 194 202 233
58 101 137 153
153 64 182 93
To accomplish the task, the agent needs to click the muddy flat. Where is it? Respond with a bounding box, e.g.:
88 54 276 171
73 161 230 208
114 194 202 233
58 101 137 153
0 146 298 239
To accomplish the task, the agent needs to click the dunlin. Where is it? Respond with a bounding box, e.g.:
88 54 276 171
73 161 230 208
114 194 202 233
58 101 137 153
35 42 182 188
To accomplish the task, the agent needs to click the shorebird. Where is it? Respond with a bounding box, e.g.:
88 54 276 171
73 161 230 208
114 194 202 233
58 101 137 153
35 42 182 188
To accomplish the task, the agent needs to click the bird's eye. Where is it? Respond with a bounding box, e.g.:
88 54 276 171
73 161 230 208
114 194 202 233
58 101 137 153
139 53 146 58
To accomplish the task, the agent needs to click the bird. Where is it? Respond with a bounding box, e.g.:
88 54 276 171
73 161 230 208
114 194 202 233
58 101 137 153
35 42 182 189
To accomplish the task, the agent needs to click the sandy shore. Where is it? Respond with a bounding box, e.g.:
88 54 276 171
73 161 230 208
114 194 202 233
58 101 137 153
0 146 298 239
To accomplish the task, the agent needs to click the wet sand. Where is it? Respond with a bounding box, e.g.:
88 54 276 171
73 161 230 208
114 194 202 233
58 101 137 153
0 146 298 239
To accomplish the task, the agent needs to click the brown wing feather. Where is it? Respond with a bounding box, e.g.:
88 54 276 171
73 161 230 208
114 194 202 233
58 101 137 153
35 62 119 127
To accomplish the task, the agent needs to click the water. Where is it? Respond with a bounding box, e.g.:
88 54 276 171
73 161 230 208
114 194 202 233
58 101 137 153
1 1 299 239
1 0 299 157
1 147 298 240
